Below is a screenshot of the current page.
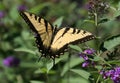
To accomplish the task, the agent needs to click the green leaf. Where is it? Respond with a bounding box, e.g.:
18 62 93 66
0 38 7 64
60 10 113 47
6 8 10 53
9 5 19 21
0 3 5 9
118 1 120 10
69 45 82 52
21 30 32 40
46 56 64 73
35 68 55 74
61 57 84 76
103 34 120 50
62 77 89 83
0 42 12 51
70 69 90 79
34 68 47 74
20 62 40 68
83 20 95 24
93 56 101 61
30 2 51 13
113 10 120 19
53 16 64 28
30 80 44 83
14 48 36 55
98 18 109 24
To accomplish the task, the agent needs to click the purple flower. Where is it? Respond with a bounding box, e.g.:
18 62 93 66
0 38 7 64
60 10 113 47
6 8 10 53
83 48 95 55
18 5 27 11
82 61 90 67
3 56 20 67
0 11 5 19
100 67 120 83
79 53 88 60
79 48 96 68
91 61 95 66
84 3 92 10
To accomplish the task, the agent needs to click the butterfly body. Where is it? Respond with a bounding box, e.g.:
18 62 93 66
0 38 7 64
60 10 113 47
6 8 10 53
19 11 95 59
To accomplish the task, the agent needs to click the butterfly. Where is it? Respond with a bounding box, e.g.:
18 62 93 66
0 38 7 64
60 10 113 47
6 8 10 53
19 11 95 63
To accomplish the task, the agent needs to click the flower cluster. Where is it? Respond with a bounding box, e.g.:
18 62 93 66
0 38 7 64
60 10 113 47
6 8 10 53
85 0 109 18
18 5 27 11
100 67 120 83
79 48 95 67
3 56 20 67
0 11 5 19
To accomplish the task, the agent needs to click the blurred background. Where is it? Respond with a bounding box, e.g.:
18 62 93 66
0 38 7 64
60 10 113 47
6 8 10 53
0 0 120 83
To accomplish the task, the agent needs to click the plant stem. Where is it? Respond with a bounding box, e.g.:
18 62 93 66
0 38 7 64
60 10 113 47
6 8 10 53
67 49 71 83
94 12 100 51
94 13 99 36
46 72 49 83
96 74 101 83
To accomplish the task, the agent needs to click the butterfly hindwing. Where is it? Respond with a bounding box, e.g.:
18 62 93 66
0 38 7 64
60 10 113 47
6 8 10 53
50 28 94 56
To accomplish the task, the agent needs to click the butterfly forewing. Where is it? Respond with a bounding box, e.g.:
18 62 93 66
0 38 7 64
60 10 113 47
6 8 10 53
20 11 54 55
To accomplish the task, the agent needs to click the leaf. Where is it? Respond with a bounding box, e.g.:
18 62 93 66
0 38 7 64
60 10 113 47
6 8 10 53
102 34 120 50
83 20 95 24
53 16 64 28
14 48 36 55
30 80 44 83
9 5 19 21
113 10 120 19
62 77 89 83
0 3 5 9
1 42 12 51
46 56 64 73
20 62 40 68
30 2 51 13
61 57 84 76
98 18 109 24
69 44 82 52
108 60 120 65
35 68 55 74
70 69 90 79
118 1 120 11
34 68 47 74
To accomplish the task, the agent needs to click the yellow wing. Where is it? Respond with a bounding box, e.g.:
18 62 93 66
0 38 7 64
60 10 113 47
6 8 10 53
19 11 54 56
50 28 94 56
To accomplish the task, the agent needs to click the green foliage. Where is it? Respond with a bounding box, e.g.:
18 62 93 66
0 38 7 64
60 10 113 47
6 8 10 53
61 57 84 76
70 69 90 79
53 16 64 28
0 0 120 83
69 45 82 52
102 34 120 50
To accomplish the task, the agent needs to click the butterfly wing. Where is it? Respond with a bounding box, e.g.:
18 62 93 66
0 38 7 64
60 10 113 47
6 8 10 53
19 11 95 59
50 28 94 57
19 11 54 56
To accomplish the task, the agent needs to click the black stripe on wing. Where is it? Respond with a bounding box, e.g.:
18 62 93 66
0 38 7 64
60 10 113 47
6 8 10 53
19 11 38 33
53 35 94 58
19 11 50 56
50 28 95 58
